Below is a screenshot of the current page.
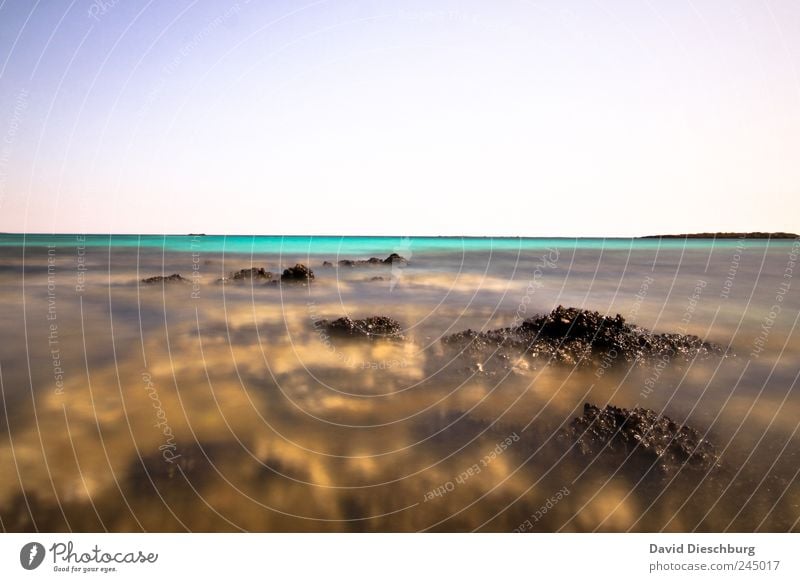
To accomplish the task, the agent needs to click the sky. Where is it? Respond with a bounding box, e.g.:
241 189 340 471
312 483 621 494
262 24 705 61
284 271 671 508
0 0 798 236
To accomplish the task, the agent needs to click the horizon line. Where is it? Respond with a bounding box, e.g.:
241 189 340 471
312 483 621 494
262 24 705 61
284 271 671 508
1 231 798 239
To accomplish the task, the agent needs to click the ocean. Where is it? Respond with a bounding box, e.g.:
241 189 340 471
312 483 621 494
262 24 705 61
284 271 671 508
0 234 798 531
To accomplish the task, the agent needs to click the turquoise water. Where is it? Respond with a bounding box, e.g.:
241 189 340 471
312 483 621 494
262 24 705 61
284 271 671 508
0 234 793 254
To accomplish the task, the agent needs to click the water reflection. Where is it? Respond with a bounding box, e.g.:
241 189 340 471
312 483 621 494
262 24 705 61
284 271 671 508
0 242 798 531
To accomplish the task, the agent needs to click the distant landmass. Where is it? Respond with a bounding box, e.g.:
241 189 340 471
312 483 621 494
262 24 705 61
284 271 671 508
642 232 798 239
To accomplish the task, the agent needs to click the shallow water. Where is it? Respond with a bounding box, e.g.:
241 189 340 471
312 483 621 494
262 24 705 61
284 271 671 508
0 235 798 532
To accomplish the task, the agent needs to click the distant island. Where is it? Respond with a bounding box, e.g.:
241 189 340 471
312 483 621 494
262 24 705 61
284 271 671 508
642 232 798 239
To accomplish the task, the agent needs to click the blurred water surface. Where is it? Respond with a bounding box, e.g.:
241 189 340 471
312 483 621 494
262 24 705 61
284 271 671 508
0 236 797 531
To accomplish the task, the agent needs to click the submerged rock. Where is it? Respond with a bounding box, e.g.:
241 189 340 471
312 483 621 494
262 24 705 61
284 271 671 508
442 305 727 370
384 253 408 264
562 403 719 474
281 264 314 282
333 254 409 267
315 316 404 341
141 273 188 284
338 257 383 267
231 267 272 281
217 267 274 284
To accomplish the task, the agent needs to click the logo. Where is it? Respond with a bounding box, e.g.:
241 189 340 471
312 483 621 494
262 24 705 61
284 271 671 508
20 542 45 570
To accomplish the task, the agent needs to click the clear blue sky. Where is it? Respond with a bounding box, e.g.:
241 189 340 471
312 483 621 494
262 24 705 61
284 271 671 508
0 0 798 235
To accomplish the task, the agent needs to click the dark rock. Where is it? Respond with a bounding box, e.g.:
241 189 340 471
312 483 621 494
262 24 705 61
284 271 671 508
333 254 409 267
322 261 334 268
561 403 719 474
315 316 404 341
281 264 314 282
370 276 385 281
384 253 408 264
216 267 274 284
141 273 188 284
441 305 727 370
338 257 382 267
231 267 273 281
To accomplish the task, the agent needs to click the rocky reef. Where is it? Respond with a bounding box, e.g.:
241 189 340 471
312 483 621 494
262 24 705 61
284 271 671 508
232 267 273 281
281 264 314 282
326 253 408 267
140 273 188 284
315 316 404 341
217 267 276 285
384 253 407 264
442 305 727 369
561 403 719 474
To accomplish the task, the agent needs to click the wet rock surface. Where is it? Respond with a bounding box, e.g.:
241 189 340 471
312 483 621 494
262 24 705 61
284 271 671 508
331 254 408 267
384 253 408 264
442 305 727 370
141 273 188 284
217 267 275 284
231 267 273 281
561 403 719 474
281 263 314 282
315 316 404 341
339 257 383 267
